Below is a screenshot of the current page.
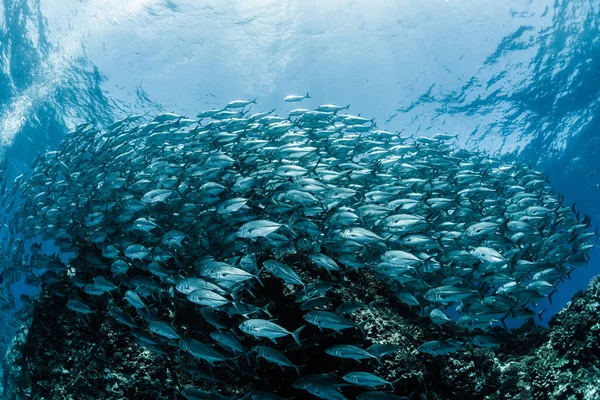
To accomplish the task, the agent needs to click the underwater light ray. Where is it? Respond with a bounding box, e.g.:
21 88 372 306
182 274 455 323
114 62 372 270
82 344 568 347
0 0 162 152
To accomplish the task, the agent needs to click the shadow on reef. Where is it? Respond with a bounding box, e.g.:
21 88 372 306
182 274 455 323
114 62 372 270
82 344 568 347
3 252 600 400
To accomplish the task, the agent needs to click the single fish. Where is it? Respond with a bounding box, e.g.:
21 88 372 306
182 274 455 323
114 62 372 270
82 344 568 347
66 300 94 314
303 311 368 335
284 93 311 102
326 344 382 365
237 220 283 239
239 319 305 346
343 371 396 390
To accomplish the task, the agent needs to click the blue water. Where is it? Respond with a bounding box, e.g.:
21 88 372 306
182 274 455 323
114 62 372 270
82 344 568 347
0 0 598 337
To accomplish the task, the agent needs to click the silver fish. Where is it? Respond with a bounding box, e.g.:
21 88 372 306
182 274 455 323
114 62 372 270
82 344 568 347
239 319 304 346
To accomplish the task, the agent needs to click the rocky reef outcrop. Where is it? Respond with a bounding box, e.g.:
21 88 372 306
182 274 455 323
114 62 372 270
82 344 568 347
3 260 600 400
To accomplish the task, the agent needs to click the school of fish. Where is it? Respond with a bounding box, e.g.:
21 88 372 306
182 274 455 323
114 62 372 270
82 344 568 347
0 93 595 399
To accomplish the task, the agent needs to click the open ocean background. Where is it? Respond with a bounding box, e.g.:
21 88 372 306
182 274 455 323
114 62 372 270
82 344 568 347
0 0 598 343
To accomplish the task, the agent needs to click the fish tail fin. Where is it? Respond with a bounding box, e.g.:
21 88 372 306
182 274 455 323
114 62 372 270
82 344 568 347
243 351 252 365
390 378 402 392
254 270 264 287
261 301 274 317
242 390 256 400
536 225 545 238
453 193 461 206
252 97 257 104
538 308 546 322
500 312 508 329
375 355 383 367
307 159 321 175
435 236 447 250
366 299 379 312
292 325 305 347
566 267 574 280
383 233 394 242
294 364 306 376
281 224 299 239
553 204 561 214
230 355 241 370
358 319 368 336
548 289 556 305
244 285 256 298
305 92 311 99
231 299 243 314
